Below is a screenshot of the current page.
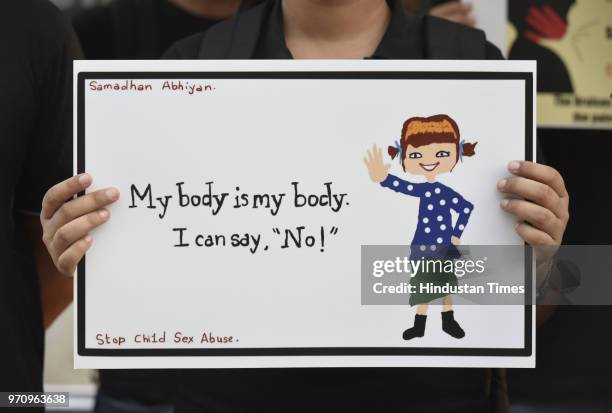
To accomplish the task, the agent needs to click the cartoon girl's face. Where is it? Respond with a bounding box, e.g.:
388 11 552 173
403 142 457 179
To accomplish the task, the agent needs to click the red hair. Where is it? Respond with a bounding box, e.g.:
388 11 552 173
388 114 477 171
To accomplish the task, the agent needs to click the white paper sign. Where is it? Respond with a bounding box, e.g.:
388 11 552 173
74 60 536 369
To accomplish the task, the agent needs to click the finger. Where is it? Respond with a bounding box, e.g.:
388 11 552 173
46 187 119 237
56 235 93 276
450 14 476 26
384 163 392 173
508 161 568 198
41 174 92 220
527 6 549 30
366 149 373 164
524 30 542 43
500 198 562 241
443 5 474 17
526 15 546 37
52 209 110 253
462 2 473 12
515 222 556 246
497 176 564 219
541 5 564 26
430 2 470 17
431 2 461 15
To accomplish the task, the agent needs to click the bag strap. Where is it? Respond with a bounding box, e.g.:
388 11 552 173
198 0 271 59
426 16 487 59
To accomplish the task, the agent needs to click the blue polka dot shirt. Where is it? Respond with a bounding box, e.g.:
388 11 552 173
381 174 474 250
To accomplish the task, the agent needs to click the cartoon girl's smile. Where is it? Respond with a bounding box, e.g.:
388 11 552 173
419 162 440 172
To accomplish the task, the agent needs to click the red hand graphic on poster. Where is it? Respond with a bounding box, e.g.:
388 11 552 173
524 5 568 43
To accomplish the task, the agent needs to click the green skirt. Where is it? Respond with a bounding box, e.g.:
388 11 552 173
409 259 458 306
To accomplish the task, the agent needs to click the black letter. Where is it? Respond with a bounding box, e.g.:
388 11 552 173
173 227 190 247
130 184 155 209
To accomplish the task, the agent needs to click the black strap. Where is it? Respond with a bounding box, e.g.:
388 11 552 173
110 0 160 59
425 16 487 59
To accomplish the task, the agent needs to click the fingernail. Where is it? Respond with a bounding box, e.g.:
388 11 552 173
84 235 93 243
78 174 91 185
500 199 510 208
99 209 110 221
497 179 507 190
508 161 521 173
515 222 521 229
105 188 119 201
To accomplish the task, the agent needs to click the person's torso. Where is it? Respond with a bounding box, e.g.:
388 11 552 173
165 2 498 410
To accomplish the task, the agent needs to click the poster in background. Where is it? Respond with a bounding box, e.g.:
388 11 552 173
507 0 612 129
74 60 535 369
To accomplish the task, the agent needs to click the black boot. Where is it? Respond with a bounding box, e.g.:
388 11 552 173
441 310 465 339
402 314 427 340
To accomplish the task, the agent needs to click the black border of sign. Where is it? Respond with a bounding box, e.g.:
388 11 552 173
77 71 533 358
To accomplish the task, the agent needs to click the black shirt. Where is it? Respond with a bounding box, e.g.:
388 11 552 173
164 1 502 412
0 0 76 395
72 0 220 59
165 0 502 60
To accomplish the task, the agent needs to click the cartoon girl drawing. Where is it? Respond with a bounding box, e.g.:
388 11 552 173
364 114 476 340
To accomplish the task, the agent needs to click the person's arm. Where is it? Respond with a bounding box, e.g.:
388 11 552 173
472 14 562 324
22 216 73 329
448 189 474 245
14 4 82 327
379 174 425 197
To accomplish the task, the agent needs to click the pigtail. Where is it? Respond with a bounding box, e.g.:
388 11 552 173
388 146 399 160
461 141 478 157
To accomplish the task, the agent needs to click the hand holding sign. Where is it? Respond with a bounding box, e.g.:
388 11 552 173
40 174 118 276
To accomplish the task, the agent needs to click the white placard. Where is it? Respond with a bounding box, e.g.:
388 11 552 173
74 60 536 369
